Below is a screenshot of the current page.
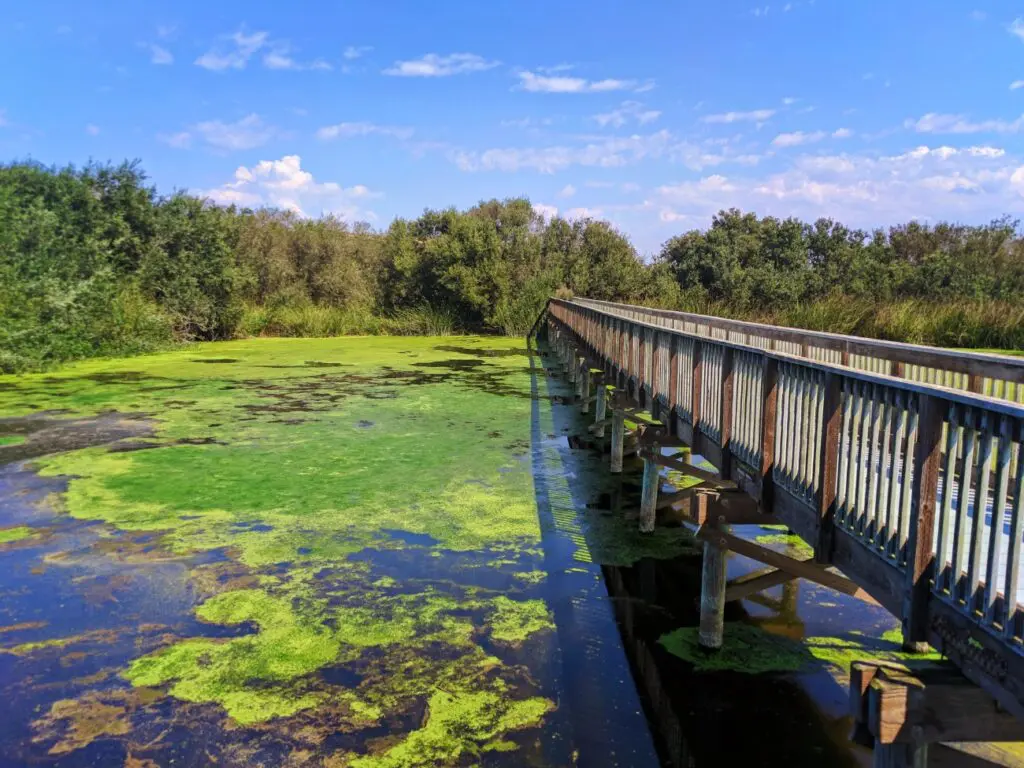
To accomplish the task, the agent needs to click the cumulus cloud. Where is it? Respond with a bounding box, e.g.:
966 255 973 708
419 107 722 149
905 112 1024 134
1011 17 1024 41
343 45 373 60
518 71 645 94
558 184 576 198
203 155 379 219
144 43 173 65
832 128 853 139
533 203 558 220
648 141 1023 232
593 101 661 128
701 108 776 124
450 130 674 173
161 114 278 151
195 29 269 71
316 122 414 141
772 130 826 147
195 29 328 72
383 53 498 77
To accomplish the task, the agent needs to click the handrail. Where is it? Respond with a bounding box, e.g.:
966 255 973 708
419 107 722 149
573 297 1024 402
546 296 1024 717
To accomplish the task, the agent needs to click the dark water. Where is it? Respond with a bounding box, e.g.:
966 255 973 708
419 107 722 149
0 337 933 768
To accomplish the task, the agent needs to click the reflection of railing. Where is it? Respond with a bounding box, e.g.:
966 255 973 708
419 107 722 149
547 297 1024 719
573 297 1024 403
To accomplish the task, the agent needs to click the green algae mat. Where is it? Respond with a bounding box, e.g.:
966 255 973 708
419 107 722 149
0 337 675 766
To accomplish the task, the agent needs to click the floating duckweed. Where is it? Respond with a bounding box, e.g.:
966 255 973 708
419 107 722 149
488 596 554 644
0 526 36 545
0 435 25 447
347 688 555 767
659 624 810 673
754 533 814 559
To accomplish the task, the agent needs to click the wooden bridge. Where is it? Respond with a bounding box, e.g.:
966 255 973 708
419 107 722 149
539 297 1024 767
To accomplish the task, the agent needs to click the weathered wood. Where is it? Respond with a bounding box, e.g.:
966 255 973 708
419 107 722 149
724 567 801 603
594 383 607 438
760 357 779 515
639 444 660 533
610 409 625 474
691 341 704 427
580 366 592 414
863 663 1024 746
903 393 943 650
720 347 735 478
641 451 737 489
698 497 727 649
816 372 843 562
697 528 879 604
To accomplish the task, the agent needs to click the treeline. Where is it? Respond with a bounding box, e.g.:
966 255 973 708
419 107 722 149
1 160 1022 372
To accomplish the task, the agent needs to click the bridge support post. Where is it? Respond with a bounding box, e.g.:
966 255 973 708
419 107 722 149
698 497 728 650
594 380 607 438
568 352 578 386
871 743 928 768
639 442 660 533
610 408 625 473
580 365 591 414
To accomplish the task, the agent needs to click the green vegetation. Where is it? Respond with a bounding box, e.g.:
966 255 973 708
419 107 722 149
659 622 942 675
0 435 25 447
0 526 36 545
4 161 1022 372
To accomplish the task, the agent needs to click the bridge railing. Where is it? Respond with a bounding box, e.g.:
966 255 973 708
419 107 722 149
547 297 1024 717
572 297 1024 404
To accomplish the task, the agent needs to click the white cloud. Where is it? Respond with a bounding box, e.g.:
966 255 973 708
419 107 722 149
564 207 602 220
195 29 326 72
383 53 498 77
162 114 277 151
450 130 674 173
533 203 559 220
1011 18 1024 41
772 130 826 147
518 71 643 94
593 101 661 128
203 155 379 220
648 141 1023 233
343 45 373 60
195 29 268 71
85 124 100 136
782 97 798 106
751 6 770 17
701 108 776 124
906 112 1024 134
147 44 173 65
832 128 853 139
1012 80 1024 91
159 131 192 149
316 121 413 140
558 184 576 198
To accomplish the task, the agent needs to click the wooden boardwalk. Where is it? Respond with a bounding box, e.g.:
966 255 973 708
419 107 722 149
541 297 1024 766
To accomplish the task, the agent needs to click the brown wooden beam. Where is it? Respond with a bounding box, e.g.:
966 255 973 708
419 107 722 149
862 663 1024 745
724 567 801 603
696 528 879 604
641 451 737 489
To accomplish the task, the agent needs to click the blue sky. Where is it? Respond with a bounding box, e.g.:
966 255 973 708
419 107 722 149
2 1 1024 256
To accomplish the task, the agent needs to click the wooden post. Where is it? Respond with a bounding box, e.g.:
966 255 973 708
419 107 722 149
968 373 984 394
872 743 928 768
816 372 843 563
903 393 943 651
720 347 735 479
580 365 592 413
568 351 578 384
698 497 728 650
611 408 626 473
594 381 607 438
891 360 906 379
692 342 704 430
760 358 779 515
639 443 660 533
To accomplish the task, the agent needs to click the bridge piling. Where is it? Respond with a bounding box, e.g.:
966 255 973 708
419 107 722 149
639 441 660 533
698 496 728 650
580 365 591 414
594 380 607 438
611 408 625 473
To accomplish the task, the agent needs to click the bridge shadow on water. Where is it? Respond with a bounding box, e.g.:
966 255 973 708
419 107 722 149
526 331 874 768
